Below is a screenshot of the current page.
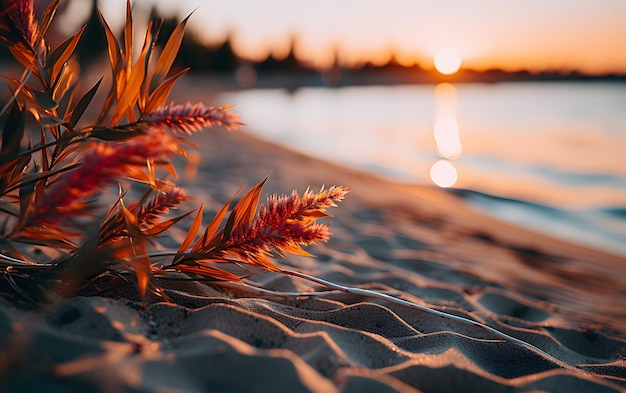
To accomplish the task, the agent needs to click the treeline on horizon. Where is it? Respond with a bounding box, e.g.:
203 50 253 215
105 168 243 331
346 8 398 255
1 0 624 88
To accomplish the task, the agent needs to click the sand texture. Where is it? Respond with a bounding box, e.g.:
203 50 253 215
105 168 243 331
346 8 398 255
1 125 625 393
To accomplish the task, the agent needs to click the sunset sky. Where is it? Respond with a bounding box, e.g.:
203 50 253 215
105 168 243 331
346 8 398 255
63 0 626 74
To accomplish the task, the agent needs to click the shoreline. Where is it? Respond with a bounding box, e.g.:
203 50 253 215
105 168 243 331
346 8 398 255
169 69 626 92
177 122 626 336
0 88 624 392
211 80 626 259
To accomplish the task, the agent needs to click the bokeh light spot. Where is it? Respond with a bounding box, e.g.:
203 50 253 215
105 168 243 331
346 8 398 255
430 160 458 188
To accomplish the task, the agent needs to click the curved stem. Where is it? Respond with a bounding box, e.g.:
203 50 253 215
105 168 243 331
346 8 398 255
0 66 33 116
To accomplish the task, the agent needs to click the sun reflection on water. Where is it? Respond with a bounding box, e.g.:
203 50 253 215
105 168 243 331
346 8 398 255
431 83 461 187
430 160 458 188
434 115 462 159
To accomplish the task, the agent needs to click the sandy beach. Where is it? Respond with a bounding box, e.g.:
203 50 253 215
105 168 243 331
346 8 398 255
1 106 626 392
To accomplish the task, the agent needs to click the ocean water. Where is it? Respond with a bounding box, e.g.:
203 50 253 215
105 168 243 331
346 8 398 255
219 82 626 257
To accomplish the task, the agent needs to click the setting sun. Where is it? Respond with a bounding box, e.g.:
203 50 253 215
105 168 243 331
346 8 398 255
434 50 462 75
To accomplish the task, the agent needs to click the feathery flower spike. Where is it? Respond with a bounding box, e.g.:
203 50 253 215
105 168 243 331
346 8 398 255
143 102 242 134
25 130 179 228
199 185 349 267
0 0 39 47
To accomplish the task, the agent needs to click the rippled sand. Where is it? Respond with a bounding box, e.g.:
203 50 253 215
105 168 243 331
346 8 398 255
1 126 625 392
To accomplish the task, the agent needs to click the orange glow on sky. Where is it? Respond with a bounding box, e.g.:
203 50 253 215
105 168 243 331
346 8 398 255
66 0 626 75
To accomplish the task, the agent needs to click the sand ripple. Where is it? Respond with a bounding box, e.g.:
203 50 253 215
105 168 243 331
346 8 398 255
1 129 625 392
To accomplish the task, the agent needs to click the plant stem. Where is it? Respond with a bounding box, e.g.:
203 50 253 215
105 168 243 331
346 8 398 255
0 66 33 116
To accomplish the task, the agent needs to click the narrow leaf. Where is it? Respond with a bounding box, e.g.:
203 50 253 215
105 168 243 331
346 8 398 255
123 0 133 75
120 201 142 238
39 0 61 38
89 127 144 141
98 9 123 83
138 20 159 111
123 166 152 185
39 115 66 126
152 14 190 87
178 203 204 253
117 202 152 298
11 230 77 248
8 45 36 72
111 24 152 125
0 67 32 117
1 103 25 160
57 81 77 119
282 242 315 257
248 253 281 272
5 163 81 195
141 211 193 237
18 174 35 219
221 178 267 244
174 263 243 283
125 239 151 298
146 159 156 188
192 189 240 253
48 26 85 81
145 67 188 114
68 78 102 128
110 60 144 125
163 162 178 179
32 90 58 110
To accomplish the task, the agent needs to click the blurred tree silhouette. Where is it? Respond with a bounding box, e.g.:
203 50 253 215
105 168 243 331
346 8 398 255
75 0 107 67
256 36 302 74
150 6 238 74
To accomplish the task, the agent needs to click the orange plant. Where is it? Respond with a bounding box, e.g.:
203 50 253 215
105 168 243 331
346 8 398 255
0 3 578 361
0 0 347 302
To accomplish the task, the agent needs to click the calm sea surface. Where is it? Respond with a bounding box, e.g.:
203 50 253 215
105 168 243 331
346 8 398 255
219 82 626 257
